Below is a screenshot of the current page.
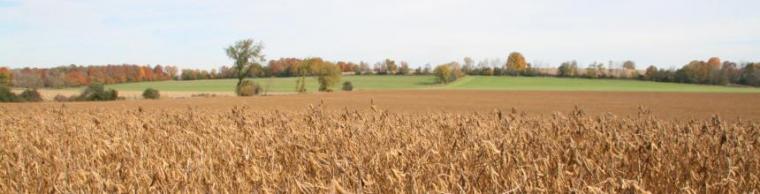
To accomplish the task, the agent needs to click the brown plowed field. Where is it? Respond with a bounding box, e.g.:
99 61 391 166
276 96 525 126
5 90 760 120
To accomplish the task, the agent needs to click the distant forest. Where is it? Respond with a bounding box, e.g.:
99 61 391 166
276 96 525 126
1 55 759 88
0 65 177 88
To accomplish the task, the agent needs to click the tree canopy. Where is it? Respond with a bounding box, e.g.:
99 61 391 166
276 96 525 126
506 52 528 73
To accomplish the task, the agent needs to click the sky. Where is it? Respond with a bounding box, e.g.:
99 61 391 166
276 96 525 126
1 0 759 69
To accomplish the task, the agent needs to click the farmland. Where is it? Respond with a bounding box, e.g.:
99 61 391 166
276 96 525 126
9 90 760 120
4 80 760 192
3 0 759 192
447 76 760 93
2 90 759 192
106 76 438 93
37 75 760 96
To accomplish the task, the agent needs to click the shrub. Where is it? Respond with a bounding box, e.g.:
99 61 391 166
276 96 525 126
316 62 341 92
342 81 353 91
433 62 464 84
433 65 452 84
18 89 43 102
142 88 161 99
1 87 45 102
0 86 20 102
77 83 119 101
54 94 70 102
236 80 261 96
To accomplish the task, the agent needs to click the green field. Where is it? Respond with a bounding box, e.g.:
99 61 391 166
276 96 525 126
96 75 760 93
446 76 760 93
104 75 438 93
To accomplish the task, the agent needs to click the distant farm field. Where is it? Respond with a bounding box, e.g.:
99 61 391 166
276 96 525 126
448 76 760 93
103 75 438 93
87 75 760 94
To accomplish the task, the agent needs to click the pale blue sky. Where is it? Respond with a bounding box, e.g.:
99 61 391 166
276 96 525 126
1 0 758 69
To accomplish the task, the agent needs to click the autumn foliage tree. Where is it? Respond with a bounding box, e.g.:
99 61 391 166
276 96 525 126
680 59 720 84
433 65 452 84
268 58 304 77
433 62 465 84
65 69 88 86
707 57 721 69
312 59 342 92
505 52 528 74
336 61 358 73
0 67 11 87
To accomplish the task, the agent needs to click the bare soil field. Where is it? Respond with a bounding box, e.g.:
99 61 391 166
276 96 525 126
8 90 760 121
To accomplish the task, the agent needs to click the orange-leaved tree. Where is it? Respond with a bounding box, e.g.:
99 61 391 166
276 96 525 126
505 52 528 74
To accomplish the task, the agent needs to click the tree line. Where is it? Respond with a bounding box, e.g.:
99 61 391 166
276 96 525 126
0 64 177 88
2 53 759 89
178 57 428 81
641 58 760 86
552 57 760 87
429 53 760 87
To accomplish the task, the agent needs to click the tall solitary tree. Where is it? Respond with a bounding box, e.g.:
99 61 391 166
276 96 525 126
384 59 398 75
506 52 528 73
226 39 265 94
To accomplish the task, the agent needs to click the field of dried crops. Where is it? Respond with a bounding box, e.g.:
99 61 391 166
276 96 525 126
1 92 759 192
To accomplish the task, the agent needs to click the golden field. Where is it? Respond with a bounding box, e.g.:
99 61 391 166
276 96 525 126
1 91 759 193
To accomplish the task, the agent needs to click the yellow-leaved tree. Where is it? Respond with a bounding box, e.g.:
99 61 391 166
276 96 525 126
505 52 528 74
